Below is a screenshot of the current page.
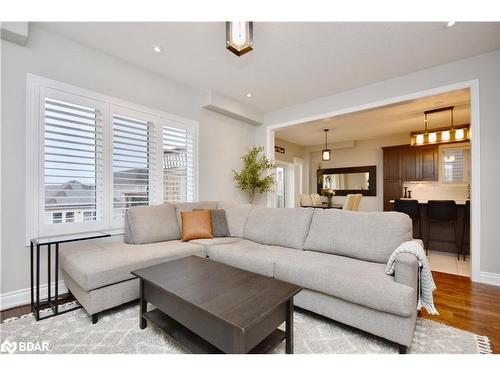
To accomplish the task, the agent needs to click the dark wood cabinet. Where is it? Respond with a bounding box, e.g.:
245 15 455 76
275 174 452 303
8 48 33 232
419 146 438 181
383 179 402 211
401 148 418 181
383 148 401 180
382 147 401 211
382 144 439 211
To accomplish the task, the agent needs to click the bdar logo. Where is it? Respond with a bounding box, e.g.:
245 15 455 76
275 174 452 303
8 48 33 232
1 340 17 354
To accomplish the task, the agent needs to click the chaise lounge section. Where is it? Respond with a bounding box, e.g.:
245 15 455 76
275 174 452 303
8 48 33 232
60 201 420 351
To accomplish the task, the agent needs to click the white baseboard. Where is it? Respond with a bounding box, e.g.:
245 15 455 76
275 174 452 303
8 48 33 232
0 281 67 310
479 272 500 287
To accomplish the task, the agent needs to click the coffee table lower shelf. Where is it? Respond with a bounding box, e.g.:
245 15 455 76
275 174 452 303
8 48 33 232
144 309 286 354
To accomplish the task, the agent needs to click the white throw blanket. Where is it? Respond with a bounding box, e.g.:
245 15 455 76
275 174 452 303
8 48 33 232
385 240 439 315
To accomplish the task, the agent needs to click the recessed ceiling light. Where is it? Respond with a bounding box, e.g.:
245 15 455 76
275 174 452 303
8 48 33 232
446 21 456 28
153 45 164 53
246 93 252 98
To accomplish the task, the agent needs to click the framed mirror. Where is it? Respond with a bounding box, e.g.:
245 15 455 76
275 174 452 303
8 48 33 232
317 165 376 196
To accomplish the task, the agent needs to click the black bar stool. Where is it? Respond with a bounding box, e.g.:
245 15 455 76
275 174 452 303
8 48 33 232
394 199 422 240
426 200 460 260
461 200 470 261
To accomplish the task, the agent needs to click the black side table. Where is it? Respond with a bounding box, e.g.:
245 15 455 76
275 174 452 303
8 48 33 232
30 231 111 320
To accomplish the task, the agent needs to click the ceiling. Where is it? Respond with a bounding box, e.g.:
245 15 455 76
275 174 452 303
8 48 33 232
36 22 500 113
275 89 470 146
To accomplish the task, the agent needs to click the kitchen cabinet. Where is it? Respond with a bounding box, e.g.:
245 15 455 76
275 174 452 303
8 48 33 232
382 144 438 211
400 148 418 181
419 146 438 181
400 145 438 182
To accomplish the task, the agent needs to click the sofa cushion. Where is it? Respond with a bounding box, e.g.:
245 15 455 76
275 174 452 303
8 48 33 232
217 201 252 237
207 239 301 277
274 251 415 317
303 209 412 263
174 201 218 229
194 208 230 237
181 210 213 241
243 207 314 249
124 203 180 244
60 239 206 291
189 237 242 249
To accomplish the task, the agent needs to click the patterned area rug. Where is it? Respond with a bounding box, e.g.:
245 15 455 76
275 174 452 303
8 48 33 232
0 302 491 354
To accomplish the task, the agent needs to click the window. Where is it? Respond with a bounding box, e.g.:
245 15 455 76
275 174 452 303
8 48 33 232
162 125 195 203
83 211 95 222
52 212 62 224
112 112 155 223
27 75 198 238
442 146 471 184
43 97 102 225
65 212 75 223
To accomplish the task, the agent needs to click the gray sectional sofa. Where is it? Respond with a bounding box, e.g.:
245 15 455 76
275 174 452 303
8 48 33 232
60 201 420 351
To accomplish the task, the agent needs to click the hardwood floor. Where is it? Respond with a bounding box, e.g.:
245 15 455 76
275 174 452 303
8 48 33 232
2 273 500 353
419 271 500 354
0 293 75 321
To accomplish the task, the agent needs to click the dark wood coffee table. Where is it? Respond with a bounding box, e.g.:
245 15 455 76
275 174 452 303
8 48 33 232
131 256 301 354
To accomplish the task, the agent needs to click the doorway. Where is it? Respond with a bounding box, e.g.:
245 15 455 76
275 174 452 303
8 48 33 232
265 80 480 283
275 161 296 208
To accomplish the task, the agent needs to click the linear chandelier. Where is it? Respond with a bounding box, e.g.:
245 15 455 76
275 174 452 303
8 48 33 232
410 106 470 146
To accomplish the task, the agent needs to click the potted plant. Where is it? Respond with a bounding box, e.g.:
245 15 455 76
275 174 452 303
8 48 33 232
233 146 276 204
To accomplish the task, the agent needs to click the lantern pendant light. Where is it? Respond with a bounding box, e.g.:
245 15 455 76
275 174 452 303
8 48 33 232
226 22 253 56
322 129 331 161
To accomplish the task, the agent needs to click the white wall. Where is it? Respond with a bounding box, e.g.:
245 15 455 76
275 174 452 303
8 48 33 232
198 108 255 203
274 138 306 164
259 50 500 277
308 133 409 211
0 26 254 302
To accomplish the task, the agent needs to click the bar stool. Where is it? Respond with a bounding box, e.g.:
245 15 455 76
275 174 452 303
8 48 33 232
426 200 460 260
461 200 470 261
394 199 422 240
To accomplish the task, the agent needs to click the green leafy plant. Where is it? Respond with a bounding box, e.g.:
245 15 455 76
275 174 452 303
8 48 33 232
232 146 276 203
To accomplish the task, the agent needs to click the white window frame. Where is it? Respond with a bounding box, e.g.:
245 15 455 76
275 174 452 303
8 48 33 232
439 143 471 185
26 74 198 242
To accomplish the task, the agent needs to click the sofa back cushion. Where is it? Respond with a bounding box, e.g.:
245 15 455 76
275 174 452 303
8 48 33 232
303 209 412 263
243 207 314 249
217 201 252 237
173 201 218 230
124 203 180 244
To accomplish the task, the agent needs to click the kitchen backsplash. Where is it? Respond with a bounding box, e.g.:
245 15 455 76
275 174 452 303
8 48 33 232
402 182 469 200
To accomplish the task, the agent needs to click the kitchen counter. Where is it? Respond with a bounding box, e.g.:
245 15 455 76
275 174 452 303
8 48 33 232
389 199 469 205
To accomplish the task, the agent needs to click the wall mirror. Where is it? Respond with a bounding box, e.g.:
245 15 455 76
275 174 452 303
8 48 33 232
317 165 377 196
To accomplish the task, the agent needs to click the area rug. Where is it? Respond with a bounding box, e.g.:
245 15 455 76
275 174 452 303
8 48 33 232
0 302 491 354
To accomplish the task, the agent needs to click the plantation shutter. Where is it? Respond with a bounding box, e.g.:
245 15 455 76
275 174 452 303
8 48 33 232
112 113 156 222
162 125 195 203
443 149 466 183
43 97 103 225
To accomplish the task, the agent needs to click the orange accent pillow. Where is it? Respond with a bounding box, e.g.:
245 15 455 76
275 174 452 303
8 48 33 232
181 210 213 242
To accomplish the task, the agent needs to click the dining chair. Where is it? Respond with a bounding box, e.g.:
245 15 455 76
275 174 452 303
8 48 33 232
342 194 355 210
351 194 362 211
310 193 323 207
300 194 313 207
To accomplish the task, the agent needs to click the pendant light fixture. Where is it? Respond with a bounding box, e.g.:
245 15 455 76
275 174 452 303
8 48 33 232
226 22 253 56
410 106 470 146
322 129 331 161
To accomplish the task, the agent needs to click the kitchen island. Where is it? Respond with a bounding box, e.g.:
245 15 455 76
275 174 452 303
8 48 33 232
389 199 470 255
